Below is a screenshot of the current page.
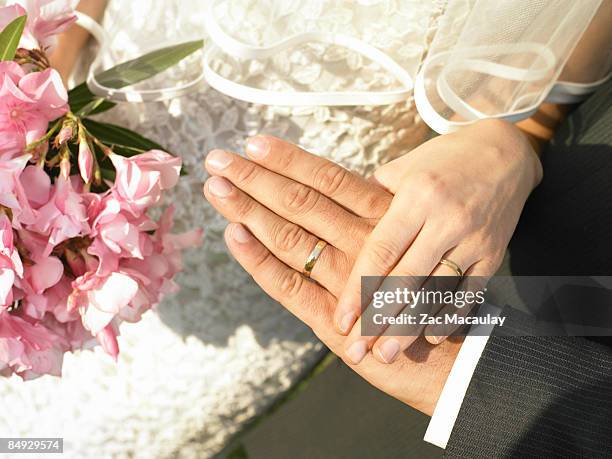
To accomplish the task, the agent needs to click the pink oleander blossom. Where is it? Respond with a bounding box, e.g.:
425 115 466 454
0 214 23 309
88 194 155 262
0 1 78 51
0 154 35 226
70 270 140 335
0 311 66 379
0 62 68 158
30 168 90 256
78 136 94 183
109 150 182 215
0 0 199 380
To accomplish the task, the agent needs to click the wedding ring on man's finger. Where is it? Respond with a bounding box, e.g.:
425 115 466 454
439 258 464 277
303 240 328 278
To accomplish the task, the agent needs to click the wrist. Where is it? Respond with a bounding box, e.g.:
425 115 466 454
516 127 544 191
478 118 543 191
399 339 463 416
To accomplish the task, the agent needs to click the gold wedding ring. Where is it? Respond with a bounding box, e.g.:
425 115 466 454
439 258 464 277
303 240 328 278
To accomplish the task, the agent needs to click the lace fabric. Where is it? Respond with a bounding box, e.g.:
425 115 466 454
89 0 606 133
0 1 433 457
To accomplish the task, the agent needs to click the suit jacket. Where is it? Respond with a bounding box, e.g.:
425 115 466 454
446 310 612 457
446 76 612 457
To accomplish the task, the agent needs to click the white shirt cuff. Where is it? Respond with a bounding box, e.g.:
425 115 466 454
423 303 502 449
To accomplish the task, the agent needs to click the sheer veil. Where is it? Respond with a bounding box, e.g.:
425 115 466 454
84 0 609 133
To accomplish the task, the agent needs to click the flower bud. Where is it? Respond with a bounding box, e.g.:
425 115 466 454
78 136 94 183
59 156 71 179
54 124 74 147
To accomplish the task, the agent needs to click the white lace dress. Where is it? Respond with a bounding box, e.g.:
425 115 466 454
0 2 435 458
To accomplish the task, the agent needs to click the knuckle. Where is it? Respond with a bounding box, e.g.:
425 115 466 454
283 182 319 215
273 221 309 252
252 246 274 270
367 239 401 271
320 249 351 281
363 193 389 219
234 161 259 185
313 162 349 196
410 171 452 205
344 221 372 255
276 144 296 171
277 270 305 298
234 194 257 218
415 171 445 194
448 200 483 233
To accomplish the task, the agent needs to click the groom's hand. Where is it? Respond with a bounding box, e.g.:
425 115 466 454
203 136 462 416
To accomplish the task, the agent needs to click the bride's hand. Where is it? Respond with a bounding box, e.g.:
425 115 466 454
335 119 543 362
203 136 461 416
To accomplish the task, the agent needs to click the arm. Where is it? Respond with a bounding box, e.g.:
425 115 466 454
49 0 109 83
517 0 612 153
334 2 612 362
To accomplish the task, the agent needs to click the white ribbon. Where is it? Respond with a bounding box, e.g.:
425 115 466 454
202 1 413 106
77 12 206 103
78 7 608 134
415 43 557 134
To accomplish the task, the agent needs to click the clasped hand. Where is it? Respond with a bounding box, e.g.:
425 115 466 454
203 119 541 412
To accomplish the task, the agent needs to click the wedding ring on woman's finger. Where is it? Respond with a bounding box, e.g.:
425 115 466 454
439 258 464 277
303 240 328 278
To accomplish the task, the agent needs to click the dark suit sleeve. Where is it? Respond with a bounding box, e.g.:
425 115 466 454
445 308 612 458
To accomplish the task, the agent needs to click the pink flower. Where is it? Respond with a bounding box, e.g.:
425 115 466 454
0 62 68 158
0 214 23 309
0 154 35 225
71 270 139 334
78 135 94 183
29 256 63 293
20 164 51 210
120 206 202 321
110 150 182 215
0 311 66 379
30 168 89 256
0 1 78 51
20 274 72 322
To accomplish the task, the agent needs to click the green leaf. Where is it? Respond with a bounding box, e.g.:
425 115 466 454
0 15 26 61
82 118 164 155
69 87 115 116
69 39 204 115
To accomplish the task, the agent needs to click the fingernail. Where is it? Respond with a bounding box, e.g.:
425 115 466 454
338 312 356 334
346 340 368 365
377 339 400 363
207 176 233 198
207 149 233 170
245 136 269 159
231 224 253 244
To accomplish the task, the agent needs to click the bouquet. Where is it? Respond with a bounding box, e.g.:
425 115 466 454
0 1 203 379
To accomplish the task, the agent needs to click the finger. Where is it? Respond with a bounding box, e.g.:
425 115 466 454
205 176 350 296
424 263 491 344
341 217 467 362
343 275 425 364
334 195 426 336
224 223 336 333
224 222 394 372
244 135 392 219
206 149 371 255
372 249 477 363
